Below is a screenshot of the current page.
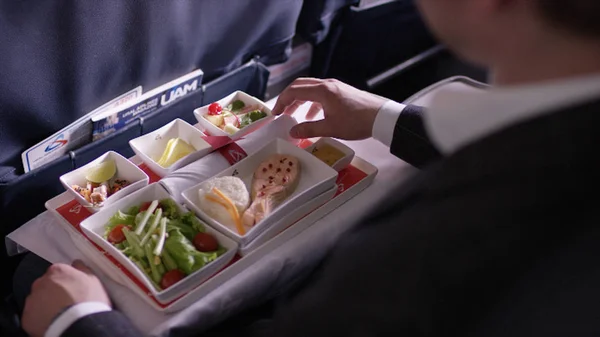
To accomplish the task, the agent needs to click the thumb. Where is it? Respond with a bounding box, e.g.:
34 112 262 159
290 120 331 139
72 260 95 275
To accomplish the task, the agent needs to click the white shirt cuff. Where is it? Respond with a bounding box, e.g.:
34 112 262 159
372 100 407 147
45 302 112 337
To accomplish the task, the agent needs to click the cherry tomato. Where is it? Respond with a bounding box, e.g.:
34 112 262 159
139 201 151 212
139 201 161 213
193 232 219 252
161 269 186 289
107 224 131 244
208 102 223 115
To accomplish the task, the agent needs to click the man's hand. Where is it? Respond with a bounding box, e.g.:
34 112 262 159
22 260 111 337
272 78 387 140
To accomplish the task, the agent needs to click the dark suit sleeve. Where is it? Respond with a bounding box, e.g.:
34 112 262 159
62 311 143 337
390 104 442 168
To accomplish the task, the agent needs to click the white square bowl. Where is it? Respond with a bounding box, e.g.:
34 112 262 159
304 137 355 171
193 91 274 140
60 151 149 212
79 183 239 304
129 119 214 177
181 138 339 245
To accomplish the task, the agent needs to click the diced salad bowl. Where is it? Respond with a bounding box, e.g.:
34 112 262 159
194 91 274 140
80 183 238 304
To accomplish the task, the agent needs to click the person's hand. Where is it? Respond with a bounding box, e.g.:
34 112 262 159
22 260 111 337
272 78 387 140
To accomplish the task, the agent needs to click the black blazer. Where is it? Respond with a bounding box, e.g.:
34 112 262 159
63 99 600 337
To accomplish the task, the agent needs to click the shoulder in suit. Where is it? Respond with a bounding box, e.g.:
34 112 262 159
270 97 600 336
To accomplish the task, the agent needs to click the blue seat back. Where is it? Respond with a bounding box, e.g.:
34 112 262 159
0 0 302 172
0 61 270 256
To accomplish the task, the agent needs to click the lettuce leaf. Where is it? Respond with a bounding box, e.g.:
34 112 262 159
240 110 267 128
125 205 140 215
167 220 196 242
104 210 136 237
180 212 206 233
165 212 206 241
231 100 245 111
164 229 221 275
109 210 136 226
159 199 180 219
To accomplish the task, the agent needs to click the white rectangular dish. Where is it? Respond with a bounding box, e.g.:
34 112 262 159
129 119 213 177
43 194 163 311
193 91 274 140
238 183 337 256
239 154 378 255
181 138 339 246
59 151 149 212
79 183 239 304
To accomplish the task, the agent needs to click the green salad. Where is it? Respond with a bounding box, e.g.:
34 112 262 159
239 109 268 128
104 199 226 290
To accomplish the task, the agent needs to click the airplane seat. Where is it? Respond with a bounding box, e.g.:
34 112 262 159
0 0 302 309
296 0 358 44
308 0 437 89
0 0 302 175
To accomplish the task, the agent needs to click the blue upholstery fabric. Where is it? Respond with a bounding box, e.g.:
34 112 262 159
202 59 270 106
0 0 302 173
0 59 270 232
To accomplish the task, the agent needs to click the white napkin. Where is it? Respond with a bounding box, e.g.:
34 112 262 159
160 115 299 202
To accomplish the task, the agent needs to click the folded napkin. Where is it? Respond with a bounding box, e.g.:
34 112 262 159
160 115 298 202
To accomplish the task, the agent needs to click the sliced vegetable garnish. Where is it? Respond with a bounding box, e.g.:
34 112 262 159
122 227 144 259
162 249 178 271
140 208 163 246
139 202 156 213
153 217 168 256
135 200 158 235
211 187 245 235
145 242 162 284
103 198 225 291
